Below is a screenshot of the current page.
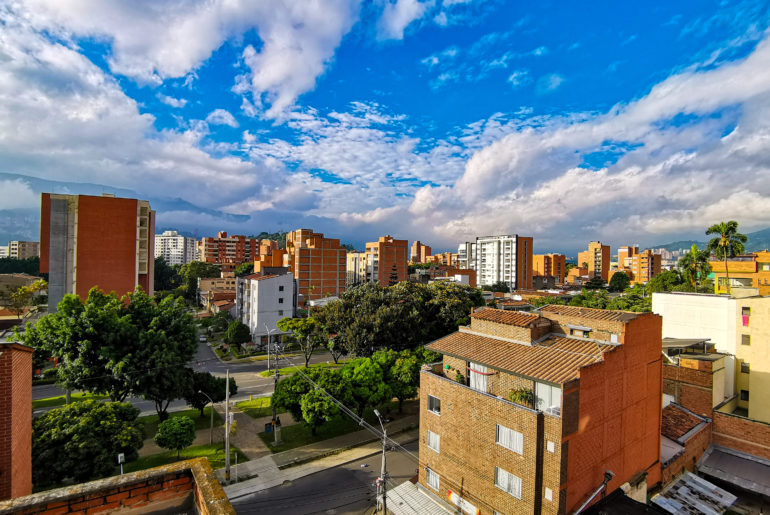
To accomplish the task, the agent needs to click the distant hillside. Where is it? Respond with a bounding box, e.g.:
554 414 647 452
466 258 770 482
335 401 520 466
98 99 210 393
653 227 770 253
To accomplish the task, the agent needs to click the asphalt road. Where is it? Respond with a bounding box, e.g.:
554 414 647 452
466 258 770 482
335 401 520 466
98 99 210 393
32 341 336 416
232 441 420 515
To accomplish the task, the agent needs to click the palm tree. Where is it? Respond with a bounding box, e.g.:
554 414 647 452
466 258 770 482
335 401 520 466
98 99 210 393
677 244 712 290
706 221 747 294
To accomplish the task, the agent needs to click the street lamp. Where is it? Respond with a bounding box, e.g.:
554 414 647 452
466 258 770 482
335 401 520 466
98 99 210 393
374 409 387 514
198 390 214 445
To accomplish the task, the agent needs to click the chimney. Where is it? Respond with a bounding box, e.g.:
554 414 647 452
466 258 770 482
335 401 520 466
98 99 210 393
0 343 33 500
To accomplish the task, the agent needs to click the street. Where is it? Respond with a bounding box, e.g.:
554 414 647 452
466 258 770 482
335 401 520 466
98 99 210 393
32 342 336 416
231 441 420 515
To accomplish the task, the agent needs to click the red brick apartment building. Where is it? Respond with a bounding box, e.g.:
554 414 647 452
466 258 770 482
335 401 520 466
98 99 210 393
366 235 408 286
533 254 567 284
198 232 259 271
578 241 610 281
419 306 662 514
40 193 154 310
0 343 32 501
284 229 346 301
411 240 432 263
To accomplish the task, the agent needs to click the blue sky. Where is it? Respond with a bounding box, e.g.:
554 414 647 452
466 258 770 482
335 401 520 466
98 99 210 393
1 0 770 254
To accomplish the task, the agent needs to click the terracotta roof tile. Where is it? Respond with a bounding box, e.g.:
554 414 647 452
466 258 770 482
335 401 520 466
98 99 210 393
243 274 280 281
470 309 541 327
539 304 640 322
428 331 612 384
662 404 707 441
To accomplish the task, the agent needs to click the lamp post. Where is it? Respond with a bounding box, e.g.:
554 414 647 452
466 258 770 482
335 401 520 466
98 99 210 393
198 390 214 445
374 409 387 514
265 324 275 371
272 369 283 446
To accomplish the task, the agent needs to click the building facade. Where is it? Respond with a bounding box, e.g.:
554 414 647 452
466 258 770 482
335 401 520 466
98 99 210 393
617 246 662 284
0 343 33 500
419 306 662 514
198 232 259 270
710 251 770 296
459 235 533 290
284 229 346 302
8 241 39 260
578 241 610 281
40 193 154 310
533 253 567 284
236 273 295 345
365 235 408 286
410 240 432 263
345 251 367 286
154 230 197 265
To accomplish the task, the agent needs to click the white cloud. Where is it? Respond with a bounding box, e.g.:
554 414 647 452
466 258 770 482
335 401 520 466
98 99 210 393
206 109 239 128
378 0 434 40
507 70 531 88
157 93 187 108
536 73 565 94
0 179 38 210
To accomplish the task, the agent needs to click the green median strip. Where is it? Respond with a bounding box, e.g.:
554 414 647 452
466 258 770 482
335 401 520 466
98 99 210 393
138 407 223 440
258 360 348 377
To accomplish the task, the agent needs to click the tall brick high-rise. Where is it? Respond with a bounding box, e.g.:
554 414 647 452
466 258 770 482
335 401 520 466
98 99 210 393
578 241 610 281
284 229 346 301
410 240 432 263
0 343 33 500
198 232 259 271
365 235 408 286
533 253 567 284
40 193 155 310
419 306 662 514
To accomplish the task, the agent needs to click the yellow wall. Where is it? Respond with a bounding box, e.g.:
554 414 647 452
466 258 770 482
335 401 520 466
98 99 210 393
735 297 770 423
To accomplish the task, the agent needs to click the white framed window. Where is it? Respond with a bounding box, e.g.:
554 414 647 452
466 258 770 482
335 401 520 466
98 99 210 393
469 362 488 393
494 467 522 499
428 395 441 415
546 441 555 453
496 424 523 454
427 430 440 453
426 468 440 491
535 382 561 415
545 487 553 501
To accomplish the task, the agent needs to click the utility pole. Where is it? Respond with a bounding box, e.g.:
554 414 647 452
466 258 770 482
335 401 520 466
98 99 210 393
374 409 387 514
272 337 283 446
265 323 271 371
224 369 231 485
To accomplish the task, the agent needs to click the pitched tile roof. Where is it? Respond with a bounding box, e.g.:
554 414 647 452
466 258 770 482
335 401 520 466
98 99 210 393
662 404 708 441
428 331 611 384
469 309 541 327
539 304 640 322
243 274 280 281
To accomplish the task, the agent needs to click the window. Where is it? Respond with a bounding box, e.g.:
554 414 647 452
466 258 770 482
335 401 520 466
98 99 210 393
546 441 556 453
545 488 553 502
279 285 284 292
740 390 750 401
426 468 440 490
428 395 441 415
535 382 562 415
427 430 440 453
469 362 488 393
278 310 284 316
494 467 522 499
742 307 751 316
741 362 750 374
496 425 524 454
742 334 751 346
278 298 284 304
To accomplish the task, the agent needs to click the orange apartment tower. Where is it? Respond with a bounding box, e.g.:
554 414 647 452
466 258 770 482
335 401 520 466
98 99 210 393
410 240 432 263
618 246 662 284
0 343 33 500
284 229 346 302
40 193 155 311
419 306 662 514
366 235 409 286
533 253 567 284
198 232 259 271
578 241 610 281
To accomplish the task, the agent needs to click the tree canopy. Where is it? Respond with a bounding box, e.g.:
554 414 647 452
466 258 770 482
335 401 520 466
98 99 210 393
154 256 182 292
225 320 251 346
277 316 326 367
185 371 237 415
608 272 630 292
32 400 143 487
707 220 748 294
177 261 221 303
481 281 510 293
154 416 196 458
677 244 712 289
234 262 255 277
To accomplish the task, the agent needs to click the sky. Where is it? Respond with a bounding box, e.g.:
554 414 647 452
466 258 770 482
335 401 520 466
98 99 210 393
1 0 770 254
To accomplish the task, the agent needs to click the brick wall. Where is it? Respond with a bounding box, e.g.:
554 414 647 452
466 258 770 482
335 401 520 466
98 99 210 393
0 343 33 500
540 312 626 343
661 422 711 485
468 319 533 342
712 411 770 460
663 364 714 417
419 370 563 515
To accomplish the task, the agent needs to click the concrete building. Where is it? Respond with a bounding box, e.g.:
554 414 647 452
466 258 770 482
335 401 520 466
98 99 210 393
710 250 770 296
410 240 432 264
365 235 408 286
198 232 259 271
0 343 32 501
617 246 662 284
236 273 295 346
0 247 8 258
459 235 533 291
427 252 458 267
533 254 567 284
578 241 610 281
345 251 367 286
198 274 236 312
40 193 154 310
419 306 662 514
154 230 197 265
284 229 346 302
8 241 39 259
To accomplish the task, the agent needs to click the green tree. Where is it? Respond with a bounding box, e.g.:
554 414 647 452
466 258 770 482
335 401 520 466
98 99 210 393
706 221 748 294
225 320 251 346
277 316 325 368
32 400 143 487
0 256 41 275
271 373 313 422
178 261 221 303
583 276 606 290
185 371 237 416
234 262 255 277
154 416 196 458
341 358 392 417
295 368 351 435
154 256 182 292
481 281 510 293
608 272 630 292
677 244 712 289
373 349 419 413
646 269 686 295
1 279 47 319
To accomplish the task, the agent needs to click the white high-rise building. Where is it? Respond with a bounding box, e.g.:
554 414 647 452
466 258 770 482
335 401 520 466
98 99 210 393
236 273 296 346
154 230 197 265
458 234 533 290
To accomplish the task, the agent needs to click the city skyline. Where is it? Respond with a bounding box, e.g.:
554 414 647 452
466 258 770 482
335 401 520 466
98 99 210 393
2 1 770 252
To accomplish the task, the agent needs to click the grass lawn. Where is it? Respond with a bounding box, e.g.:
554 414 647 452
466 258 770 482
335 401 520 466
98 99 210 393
32 392 109 409
122 444 247 474
257 403 397 453
236 397 287 420
258 360 347 377
138 407 223 439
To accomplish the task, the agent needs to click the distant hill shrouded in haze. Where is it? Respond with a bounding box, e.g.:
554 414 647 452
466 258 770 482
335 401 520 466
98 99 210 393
653 227 770 253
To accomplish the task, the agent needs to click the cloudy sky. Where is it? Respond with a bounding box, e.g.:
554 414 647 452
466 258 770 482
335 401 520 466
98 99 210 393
1 0 770 253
